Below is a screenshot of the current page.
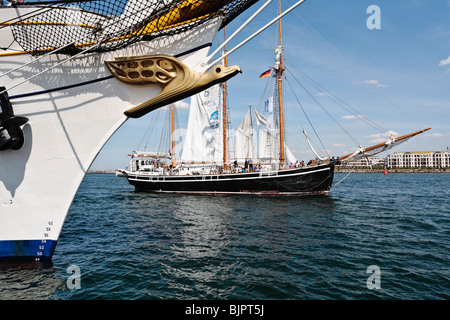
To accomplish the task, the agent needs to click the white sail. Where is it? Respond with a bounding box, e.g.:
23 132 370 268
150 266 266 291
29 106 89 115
254 108 267 126
115 0 337 198
255 109 298 164
258 129 274 160
234 108 254 162
181 84 223 163
286 145 298 165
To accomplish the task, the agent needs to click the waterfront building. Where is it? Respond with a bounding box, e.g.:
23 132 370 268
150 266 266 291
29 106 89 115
386 151 450 168
341 156 384 168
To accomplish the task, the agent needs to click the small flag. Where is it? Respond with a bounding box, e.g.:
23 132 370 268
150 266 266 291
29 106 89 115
264 96 273 112
259 69 271 78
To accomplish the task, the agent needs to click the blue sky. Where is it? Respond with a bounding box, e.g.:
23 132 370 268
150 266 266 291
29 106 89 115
90 0 450 170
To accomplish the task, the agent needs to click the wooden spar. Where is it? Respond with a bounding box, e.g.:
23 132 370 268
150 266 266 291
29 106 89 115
223 27 228 171
277 0 285 166
339 128 431 160
171 103 176 167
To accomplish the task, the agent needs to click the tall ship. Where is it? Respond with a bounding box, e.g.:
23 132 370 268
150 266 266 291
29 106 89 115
0 0 260 263
116 1 430 195
116 1 337 195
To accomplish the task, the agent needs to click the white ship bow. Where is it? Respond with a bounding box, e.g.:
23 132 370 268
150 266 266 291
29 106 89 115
0 1 247 262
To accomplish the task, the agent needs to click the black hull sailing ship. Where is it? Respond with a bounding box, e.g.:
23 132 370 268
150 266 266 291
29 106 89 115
117 1 336 195
125 163 334 195
117 0 430 195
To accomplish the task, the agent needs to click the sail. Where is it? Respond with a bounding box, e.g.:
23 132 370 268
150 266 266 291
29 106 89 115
258 129 274 160
254 108 268 126
181 84 223 163
234 108 254 162
286 145 298 165
255 108 298 164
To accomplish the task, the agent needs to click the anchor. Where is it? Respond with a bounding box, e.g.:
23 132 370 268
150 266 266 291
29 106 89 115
0 86 29 151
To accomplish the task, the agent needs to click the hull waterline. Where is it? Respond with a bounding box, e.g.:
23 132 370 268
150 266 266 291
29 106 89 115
125 163 335 195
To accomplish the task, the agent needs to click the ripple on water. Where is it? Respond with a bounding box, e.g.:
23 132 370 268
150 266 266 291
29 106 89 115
2 173 448 299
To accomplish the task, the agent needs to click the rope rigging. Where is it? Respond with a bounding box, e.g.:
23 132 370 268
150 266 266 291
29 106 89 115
289 7 424 130
0 0 259 94
285 66 361 147
136 107 164 152
3 0 259 56
284 75 329 158
285 61 388 134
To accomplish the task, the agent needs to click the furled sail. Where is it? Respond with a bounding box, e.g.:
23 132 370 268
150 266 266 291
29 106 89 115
303 130 328 161
339 128 431 162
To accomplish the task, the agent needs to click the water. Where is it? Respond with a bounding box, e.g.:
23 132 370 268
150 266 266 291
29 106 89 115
1 173 449 300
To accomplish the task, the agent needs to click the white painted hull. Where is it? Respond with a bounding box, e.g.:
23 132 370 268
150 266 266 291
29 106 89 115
0 7 223 262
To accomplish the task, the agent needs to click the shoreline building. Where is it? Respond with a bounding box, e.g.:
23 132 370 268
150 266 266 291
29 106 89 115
341 156 384 168
386 151 450 168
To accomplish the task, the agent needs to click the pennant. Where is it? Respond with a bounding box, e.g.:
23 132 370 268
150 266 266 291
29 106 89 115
259 69 271 78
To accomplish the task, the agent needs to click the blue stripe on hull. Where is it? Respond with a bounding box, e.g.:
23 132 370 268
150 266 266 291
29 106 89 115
0 240 57 263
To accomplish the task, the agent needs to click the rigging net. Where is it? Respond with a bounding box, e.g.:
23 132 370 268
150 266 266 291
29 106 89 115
7 0 258 55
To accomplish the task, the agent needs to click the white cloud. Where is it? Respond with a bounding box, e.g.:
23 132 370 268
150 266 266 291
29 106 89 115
366 130 399 144
365 79 388 88
332 143 346 147
342 114 367 120
174 100 190 109
438 56 450 67
424 132 444 138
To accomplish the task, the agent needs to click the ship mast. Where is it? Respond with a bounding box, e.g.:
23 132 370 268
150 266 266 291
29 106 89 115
276 0 285 167
171 103 175 167
222 26 229 171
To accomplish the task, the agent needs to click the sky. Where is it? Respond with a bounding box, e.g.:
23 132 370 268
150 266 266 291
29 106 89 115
90 0 450 171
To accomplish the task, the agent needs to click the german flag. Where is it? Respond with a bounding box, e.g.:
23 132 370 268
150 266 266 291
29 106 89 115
259 69 271 78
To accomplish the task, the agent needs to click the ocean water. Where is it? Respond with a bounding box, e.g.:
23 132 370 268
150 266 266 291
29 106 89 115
1 173 449 300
